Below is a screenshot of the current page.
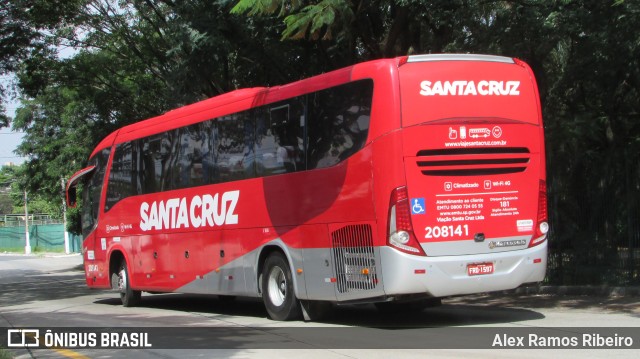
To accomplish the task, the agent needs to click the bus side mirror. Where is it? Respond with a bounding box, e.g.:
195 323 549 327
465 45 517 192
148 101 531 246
67 187 77 208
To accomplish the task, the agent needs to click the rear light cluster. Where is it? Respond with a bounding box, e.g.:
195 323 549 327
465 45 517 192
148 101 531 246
387 186 426 256
529 180 549 247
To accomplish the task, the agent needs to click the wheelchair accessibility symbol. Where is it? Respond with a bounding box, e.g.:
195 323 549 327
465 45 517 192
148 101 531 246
411 198 426 215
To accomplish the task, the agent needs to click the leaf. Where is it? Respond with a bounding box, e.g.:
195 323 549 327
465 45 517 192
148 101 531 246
230 0 258 15
282 12 313 40
230 0 301 16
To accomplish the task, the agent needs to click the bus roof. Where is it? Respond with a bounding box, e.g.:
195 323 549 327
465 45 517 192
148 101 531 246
88 54 529 159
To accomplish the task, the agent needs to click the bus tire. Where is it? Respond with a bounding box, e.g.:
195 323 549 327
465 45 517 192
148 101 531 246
262 252 301 321
118 260 141 307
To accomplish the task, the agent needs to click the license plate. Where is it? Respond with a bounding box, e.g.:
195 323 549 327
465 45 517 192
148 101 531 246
467 263 494 276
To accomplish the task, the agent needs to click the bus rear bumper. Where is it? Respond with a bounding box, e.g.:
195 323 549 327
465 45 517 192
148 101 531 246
379 242 548 298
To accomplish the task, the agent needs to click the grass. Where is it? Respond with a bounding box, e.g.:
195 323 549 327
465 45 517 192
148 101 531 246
0 247 24 253
0 347 13 359
32 246 66 253
1 246 67 254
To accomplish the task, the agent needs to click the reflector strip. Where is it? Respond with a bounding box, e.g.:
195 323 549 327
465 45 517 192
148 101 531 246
407 54 515 64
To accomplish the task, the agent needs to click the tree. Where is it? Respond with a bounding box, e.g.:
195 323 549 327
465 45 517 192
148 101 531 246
11 0 329 217
0 163 60 216
0 0 88 127
0 165 18 213
230 0 469 62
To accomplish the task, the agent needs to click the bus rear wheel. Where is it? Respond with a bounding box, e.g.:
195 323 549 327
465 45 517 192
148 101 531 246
262 252 300 321
117 260 141 307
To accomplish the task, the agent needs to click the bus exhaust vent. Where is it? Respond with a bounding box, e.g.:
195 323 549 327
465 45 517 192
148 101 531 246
416 147 530 176
331 224 378 293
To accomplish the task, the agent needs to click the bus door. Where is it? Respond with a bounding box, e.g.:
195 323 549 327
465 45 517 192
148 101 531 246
67 148 112 286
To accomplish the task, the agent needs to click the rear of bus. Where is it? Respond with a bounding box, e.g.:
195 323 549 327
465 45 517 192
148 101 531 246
381 54 547 298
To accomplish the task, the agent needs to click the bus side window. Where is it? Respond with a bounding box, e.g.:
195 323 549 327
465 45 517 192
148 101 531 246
255 108 282 176
175 123 210 189
202 121 218 185
140 135 160 194
256 99 305 175
105 143 135 212
216 114 255 182
307 80 373 169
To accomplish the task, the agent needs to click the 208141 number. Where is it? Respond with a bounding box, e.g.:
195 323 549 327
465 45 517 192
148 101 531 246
425 224 469 239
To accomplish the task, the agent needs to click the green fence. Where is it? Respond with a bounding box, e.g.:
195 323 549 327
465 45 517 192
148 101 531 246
0 224 82 253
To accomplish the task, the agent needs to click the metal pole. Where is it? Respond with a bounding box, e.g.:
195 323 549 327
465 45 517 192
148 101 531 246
62 177 70 254
24 189 31 254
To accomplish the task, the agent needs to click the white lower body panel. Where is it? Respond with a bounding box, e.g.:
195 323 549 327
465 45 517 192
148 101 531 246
379 241 547 298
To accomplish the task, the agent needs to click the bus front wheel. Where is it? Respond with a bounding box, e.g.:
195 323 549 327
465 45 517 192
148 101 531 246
117 260 141 307
262 252 300 321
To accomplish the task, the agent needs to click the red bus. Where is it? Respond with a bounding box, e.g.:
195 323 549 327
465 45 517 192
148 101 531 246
67 54 548 321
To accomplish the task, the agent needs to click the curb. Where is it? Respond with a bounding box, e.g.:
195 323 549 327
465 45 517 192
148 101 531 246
42 253 82 258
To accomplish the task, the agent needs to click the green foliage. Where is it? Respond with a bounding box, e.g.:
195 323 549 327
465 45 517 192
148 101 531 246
0 195 12 214
66 204 81 235
0 346 14 359
0 0 87 124
0 163 62 216
0 165 17 185
0 107 8 128
282 0 350 40
230 0 302 17
0 166 16 213
0 165 20 214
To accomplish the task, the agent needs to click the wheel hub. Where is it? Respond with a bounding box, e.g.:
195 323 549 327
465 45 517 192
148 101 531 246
267 266 287 307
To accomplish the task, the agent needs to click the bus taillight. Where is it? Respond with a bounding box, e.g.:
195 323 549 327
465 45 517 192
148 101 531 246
388 186 427 256
530 180 549 248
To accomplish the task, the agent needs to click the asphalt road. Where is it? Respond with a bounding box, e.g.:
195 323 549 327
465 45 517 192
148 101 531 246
1 254 639 359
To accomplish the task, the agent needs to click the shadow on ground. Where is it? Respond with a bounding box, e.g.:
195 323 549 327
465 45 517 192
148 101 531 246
0 266 91 308
447 292 640 316
96 292 546 328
